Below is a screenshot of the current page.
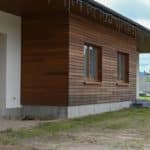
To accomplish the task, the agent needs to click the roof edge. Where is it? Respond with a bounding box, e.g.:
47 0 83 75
84 0 150 33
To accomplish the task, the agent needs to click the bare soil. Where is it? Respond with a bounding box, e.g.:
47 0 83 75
0 108 150 150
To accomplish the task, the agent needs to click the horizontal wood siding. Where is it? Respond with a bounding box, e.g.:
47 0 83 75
21 13 69 106
69 14 137 106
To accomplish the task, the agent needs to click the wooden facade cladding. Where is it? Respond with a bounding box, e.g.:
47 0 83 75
21 0 138 107
68 13 137 106
21 13 69 106
67 0 136 38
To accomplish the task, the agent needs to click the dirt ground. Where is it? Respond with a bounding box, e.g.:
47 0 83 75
0 119 48 131
0 108 150 150
0 127 150 150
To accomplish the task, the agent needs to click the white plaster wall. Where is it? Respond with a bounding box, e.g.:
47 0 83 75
0 11 21 108
136 53 139 98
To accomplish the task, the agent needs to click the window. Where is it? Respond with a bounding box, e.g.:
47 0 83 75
117 52 129 83
84 44 102 82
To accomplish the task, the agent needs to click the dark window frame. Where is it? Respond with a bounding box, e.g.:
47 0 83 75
117 52 129 83
83 43 102 83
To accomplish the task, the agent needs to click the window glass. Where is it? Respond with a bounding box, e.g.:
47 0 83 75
117 52 129 83
90 47 97 80
84 45 88 78
84 44 100 82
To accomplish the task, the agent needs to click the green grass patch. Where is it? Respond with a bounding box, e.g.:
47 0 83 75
139 96 150 101
144 77 150 82
1 108 150 145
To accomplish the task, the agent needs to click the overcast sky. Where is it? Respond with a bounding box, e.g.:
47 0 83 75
95 0 150 72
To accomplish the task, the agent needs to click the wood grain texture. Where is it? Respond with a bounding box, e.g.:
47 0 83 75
21 13 69 106
68 13 137 106
0 0 66 16
21 7 137 107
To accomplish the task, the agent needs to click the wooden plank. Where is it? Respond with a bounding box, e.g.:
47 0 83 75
68 13 137 106
21 13 69 106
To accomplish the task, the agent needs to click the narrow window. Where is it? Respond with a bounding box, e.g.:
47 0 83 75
84 44 102 82
117 52 129 83
84 45 89 78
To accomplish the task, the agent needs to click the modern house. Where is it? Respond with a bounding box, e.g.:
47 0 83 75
0 0 150 119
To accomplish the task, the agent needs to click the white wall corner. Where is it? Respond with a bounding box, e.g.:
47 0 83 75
0 11 21 109
136 53 139 98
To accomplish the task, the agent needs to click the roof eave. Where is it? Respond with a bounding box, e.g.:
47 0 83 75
86 0 150 53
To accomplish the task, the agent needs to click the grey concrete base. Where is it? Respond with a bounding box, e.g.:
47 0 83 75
0 108 22 119
22 106 68 119
68 101 132 119
0 101 132 119
22 101 132 119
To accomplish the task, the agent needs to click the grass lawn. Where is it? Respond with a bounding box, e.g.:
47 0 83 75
139 96 150 101
1 108 150 149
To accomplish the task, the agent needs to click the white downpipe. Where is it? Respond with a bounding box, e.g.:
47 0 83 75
136 53 139 99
